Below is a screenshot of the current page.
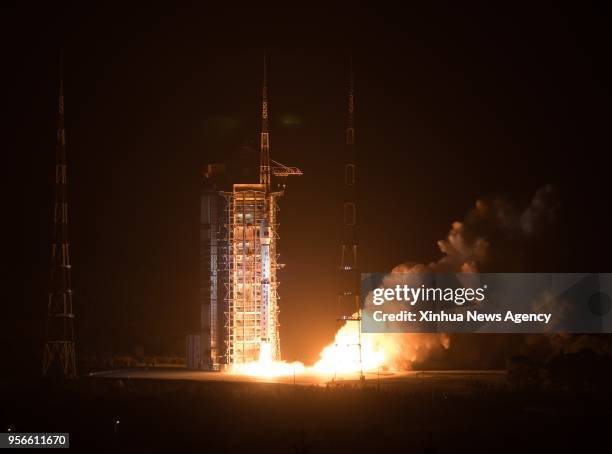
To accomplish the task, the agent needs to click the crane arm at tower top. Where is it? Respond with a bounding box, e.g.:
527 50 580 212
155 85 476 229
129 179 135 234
270 159 303 177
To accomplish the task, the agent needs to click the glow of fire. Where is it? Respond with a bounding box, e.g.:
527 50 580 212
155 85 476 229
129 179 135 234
230 342 305 377
229 316 388 379
312 317 385 375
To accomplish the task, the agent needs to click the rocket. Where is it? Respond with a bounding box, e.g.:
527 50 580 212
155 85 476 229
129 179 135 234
260 219 272 343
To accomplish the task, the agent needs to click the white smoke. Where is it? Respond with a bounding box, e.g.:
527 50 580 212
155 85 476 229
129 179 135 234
398 184 559 274
371 185 560 369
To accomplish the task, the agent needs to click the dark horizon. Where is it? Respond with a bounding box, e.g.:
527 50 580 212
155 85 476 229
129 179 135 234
11 4 612 378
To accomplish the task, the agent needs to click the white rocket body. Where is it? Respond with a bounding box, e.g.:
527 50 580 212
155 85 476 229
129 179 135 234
260 219 272 343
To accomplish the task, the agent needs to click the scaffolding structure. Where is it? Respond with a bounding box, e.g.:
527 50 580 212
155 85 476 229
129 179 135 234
221 185 282 364
199 172 220 369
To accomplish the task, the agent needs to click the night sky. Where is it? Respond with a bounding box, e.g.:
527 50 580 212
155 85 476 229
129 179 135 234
11 4 611 377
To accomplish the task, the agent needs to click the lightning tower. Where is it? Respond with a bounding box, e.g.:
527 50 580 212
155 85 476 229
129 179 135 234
43 62 77 379
337 58 364 380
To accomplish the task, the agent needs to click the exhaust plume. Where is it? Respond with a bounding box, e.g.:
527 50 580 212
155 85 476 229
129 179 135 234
352 185 560 370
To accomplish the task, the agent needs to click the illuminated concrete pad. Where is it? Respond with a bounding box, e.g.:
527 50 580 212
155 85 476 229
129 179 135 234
89 368 505 388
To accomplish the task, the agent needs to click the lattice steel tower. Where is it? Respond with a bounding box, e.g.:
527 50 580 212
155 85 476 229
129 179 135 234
337 59 364 380
43 64 77 379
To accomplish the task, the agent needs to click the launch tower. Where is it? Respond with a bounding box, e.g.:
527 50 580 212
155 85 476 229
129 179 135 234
196 56 301 369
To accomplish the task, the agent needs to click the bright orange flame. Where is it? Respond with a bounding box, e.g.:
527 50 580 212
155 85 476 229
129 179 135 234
230 342 305 378
312 317 385 377
229 316 390 379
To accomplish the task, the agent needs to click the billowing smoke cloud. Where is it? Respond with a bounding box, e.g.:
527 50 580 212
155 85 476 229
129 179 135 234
372 185 561 369
396 184 559 274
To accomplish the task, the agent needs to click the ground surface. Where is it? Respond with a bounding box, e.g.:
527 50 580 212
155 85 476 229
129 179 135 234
1 369 608 452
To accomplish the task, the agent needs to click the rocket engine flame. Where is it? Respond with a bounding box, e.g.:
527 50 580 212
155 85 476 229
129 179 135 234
230 342 305 377
228 315 449 379
228 319 385 379
228 317 387 379
228 318 449 379
312 317 384 377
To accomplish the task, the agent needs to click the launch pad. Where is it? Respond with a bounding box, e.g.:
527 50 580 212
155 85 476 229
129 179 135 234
88 367 505 389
